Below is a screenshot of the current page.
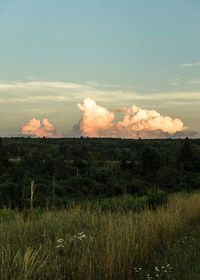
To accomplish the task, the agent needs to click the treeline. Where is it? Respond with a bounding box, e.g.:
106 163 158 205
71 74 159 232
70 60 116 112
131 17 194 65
0 137 200 209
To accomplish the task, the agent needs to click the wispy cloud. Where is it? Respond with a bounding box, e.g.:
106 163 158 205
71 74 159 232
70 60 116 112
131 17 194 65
0 81 86 90
168 77 182 86
0 80 200 106
180 62 200 68
188 79 200 84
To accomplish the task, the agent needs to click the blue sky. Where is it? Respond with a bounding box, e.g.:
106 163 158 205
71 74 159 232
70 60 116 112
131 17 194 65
0 0 200 137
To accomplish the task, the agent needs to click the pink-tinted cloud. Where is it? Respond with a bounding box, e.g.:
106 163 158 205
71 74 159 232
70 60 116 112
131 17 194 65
77 98 115 137
20 118 61 138
77 98 187 138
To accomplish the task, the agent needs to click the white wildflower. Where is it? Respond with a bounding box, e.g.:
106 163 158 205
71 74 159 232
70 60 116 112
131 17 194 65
57 238 64 243
56 244 65 248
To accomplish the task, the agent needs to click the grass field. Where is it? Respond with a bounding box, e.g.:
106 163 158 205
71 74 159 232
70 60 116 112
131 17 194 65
133 222 200 280
0 192 200 280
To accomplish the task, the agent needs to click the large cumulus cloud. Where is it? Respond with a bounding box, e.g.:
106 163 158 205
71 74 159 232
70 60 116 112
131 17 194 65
77 98 187 139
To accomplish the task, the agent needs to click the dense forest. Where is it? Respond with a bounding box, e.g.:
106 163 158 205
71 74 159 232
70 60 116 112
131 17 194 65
0 137 200 209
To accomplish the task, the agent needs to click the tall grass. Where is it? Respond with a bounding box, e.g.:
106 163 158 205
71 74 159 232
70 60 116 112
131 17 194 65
0 192 200 280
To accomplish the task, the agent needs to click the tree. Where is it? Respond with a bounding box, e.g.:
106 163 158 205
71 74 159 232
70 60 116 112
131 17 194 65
141 146 160 176
0 139 8 173
179 137 193 171
181 137 193 161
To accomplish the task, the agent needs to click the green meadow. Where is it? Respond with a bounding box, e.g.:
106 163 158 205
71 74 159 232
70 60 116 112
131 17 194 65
1 192 200 280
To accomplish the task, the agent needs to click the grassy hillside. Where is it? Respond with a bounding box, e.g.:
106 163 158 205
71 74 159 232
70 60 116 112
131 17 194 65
0 192 200 280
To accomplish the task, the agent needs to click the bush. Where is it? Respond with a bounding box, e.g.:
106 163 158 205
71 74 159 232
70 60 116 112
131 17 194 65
147 190 168 209
0 207 16 222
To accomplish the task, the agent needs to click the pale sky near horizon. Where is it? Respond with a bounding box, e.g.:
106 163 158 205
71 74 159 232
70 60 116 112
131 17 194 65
0 0 200 137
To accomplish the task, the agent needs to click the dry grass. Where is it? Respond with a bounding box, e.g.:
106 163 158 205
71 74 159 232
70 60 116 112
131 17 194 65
0 192 200 280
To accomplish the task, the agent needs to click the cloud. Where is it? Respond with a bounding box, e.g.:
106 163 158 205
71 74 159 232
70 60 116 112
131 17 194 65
19 118 61 138
172 130 200 138
189 79 200 85
0 80 200 107
76 98 188 139
77 98 115 137
168 78 182 87
66 120 82 137
180 62 200 68
0 80 199 138
0 81 84 90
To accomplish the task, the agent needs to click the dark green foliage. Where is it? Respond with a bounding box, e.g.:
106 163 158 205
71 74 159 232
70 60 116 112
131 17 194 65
89 194 149 212
141 146 161 176
0 137 199 209
179 137 194 171
0 138 8 173
180 137 193 161
0 207 16 222
146 190 168 209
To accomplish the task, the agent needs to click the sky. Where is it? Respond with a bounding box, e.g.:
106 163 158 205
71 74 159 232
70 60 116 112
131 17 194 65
0 0 200 138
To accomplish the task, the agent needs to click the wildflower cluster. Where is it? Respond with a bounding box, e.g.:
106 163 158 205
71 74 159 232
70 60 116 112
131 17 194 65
69 232 86 242
178 236 189 245
133 267 142 273
133 264 173 279
147 264 173 279
56 238 65 248
147 273 153 280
